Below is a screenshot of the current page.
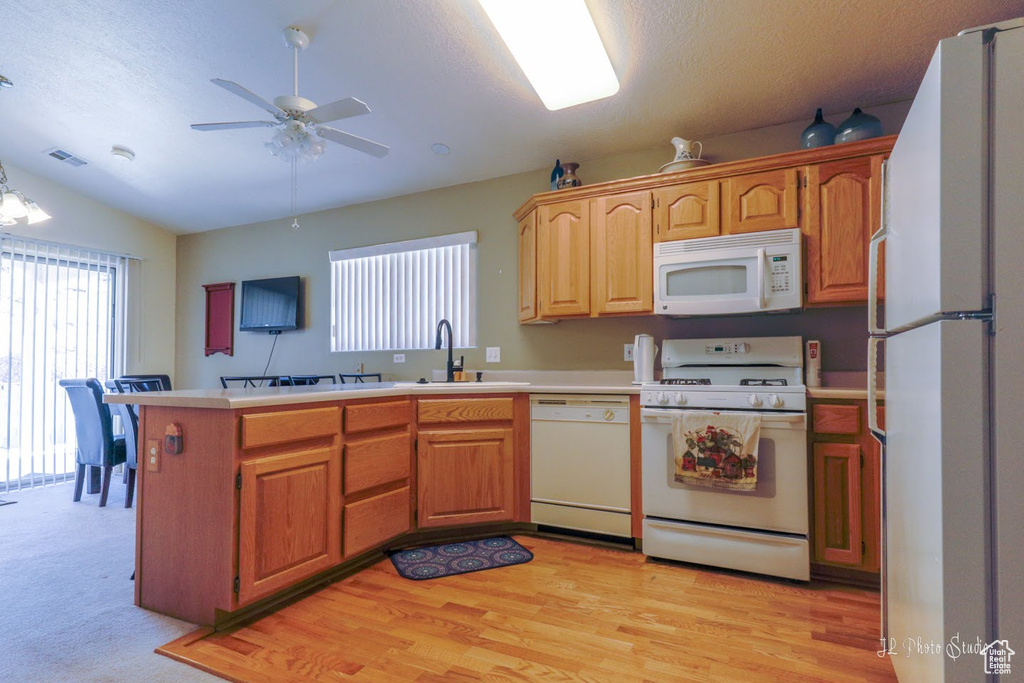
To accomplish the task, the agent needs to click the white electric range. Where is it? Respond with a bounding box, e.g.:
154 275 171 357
640 336 810 581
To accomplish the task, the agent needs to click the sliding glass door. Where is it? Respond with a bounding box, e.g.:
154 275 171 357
0 236 131 490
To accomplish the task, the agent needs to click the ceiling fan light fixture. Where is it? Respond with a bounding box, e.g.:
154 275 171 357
25 200 52 224
265 121 326 162
0 160 51 225
478 0 619 111
1 191 28 218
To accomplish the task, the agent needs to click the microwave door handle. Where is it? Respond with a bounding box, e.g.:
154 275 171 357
756 248 766 309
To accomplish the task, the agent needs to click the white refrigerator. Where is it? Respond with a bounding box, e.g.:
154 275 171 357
868 18 1023 682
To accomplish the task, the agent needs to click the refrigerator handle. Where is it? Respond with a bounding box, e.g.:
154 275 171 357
867 160 888 337
867 336 885 441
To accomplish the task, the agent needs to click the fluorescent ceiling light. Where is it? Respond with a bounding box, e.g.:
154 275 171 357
479 0 619 111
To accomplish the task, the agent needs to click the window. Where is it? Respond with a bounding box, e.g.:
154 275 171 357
0 235 134 490
330 231 477 352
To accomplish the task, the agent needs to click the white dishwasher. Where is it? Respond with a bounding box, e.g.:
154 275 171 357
530 394 631 538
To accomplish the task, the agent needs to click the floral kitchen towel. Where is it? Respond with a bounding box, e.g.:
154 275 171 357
672 411 761 491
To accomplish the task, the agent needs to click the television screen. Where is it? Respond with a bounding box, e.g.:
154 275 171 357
239 276 302 332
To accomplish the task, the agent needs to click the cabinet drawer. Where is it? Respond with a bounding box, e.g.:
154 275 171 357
344 400 411 434
418 398 514 424
812 404 861 435
241 406 340 449
344 486 410 557
345 430 411 495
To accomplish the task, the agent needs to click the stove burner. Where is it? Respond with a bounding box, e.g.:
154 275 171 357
739 379 788 386
661 378 712 386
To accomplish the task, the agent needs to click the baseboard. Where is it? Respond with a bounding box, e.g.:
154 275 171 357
811 563 881 589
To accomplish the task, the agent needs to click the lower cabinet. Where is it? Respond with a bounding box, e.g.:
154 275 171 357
344 486 411 557
810 400 882 576
237 447 342 605
342 423 413 557
417 427 515 528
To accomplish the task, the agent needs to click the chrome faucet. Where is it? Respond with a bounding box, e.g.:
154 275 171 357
434 318 455 382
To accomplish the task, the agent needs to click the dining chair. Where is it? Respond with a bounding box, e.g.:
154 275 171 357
338 373 382 383
288 374 336 385
115 377 167 393
117 374 172 391
220 375 292 388
59 378 127 507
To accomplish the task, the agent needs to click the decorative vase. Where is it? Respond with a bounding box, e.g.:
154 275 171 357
835 108 883 143
550 159 563 191
800 108 836 148
556 162 582 189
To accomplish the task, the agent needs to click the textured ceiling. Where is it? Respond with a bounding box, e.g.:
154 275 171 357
0 0 1019 233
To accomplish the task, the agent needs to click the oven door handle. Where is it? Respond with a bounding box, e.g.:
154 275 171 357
641 408 806 428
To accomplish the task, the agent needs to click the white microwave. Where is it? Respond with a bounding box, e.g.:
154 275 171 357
654 228 802 316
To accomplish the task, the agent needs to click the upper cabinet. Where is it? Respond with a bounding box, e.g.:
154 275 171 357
515 136 896 323
803 155 885 304
591 190 653 315
721 168 800 234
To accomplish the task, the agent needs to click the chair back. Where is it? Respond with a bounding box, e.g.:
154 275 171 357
220 375 292 388
110 402 138 469
288 375 336 386
59 378 121 467
118 374 172 390
115 377 166 393
339 373 382 384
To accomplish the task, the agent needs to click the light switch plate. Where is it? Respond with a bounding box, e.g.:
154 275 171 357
486 347 501 363
393 353 406 363
624 343 634 361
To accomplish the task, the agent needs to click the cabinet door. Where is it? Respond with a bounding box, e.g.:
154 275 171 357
237 447 341 605
537 200 590 317
804 155 883 303
654 180 720 242
517 211 538 322
417 428 514 528
591 190 653 315
721 168 799 234
812 442 863 566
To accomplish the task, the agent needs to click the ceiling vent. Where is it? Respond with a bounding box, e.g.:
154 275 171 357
44 148 89 167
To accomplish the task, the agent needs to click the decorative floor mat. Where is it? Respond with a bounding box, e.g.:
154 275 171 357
390 536 533 580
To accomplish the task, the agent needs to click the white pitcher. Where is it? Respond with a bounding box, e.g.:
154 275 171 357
671 137 702 161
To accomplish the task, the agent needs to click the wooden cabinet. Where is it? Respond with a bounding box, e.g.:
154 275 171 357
417 427 515 528
590 190 653 315
237 447 342 605
810 399 882 578
804 155 884 304
721 168 799 234
537 199 590 317
517 212 538 322
653 180 720 242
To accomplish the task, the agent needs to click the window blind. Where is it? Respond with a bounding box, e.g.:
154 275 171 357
330 232 477 352
0 235 134 490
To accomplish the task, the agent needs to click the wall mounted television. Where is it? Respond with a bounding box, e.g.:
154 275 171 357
239 276 302 333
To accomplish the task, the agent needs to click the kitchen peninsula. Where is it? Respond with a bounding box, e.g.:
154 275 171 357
107 380 638 626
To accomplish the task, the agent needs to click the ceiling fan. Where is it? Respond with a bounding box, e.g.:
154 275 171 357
191 26 389 160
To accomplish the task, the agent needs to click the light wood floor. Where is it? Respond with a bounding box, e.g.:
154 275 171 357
159 536 897 682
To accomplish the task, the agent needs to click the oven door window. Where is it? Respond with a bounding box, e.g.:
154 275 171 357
659 257 755 301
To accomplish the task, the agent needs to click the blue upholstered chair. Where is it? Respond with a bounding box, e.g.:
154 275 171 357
59 378 126 507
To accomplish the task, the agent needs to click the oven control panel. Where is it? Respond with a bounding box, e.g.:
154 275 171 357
704 342 750 355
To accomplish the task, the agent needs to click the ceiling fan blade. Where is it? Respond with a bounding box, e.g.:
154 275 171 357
190 121 280 131
318 127 390 158
306 97 371 124
210 78 285 118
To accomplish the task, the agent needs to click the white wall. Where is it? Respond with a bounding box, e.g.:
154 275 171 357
2 162 178 380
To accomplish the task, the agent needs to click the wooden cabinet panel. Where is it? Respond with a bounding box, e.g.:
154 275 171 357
518 212 538 322
417 397 514 425
590 190 653 315
237 447 341 605
344 486 411 557
417 428 514 528
804 155 883 303
538 199 590 317
812 404 861 435
344 400 411 434
654 181 721 242
241 406 340 449
203 282 235 357
721 168 799 234
344 430 411 495
813 442 863 566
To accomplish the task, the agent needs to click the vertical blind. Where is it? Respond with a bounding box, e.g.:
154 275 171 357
0 234 133 490
329 231 477 352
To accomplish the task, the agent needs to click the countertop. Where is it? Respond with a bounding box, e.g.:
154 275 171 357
805 372 883 400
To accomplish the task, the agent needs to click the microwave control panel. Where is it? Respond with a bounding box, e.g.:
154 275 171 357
769 255 794 294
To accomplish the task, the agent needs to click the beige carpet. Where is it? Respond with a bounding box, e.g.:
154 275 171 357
0 480 218 682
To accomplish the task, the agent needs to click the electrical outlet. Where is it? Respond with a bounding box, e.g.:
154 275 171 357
393 354 406 363
624 343 634 361
353 362 364 374
486 347 501 363
145 439 160 473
